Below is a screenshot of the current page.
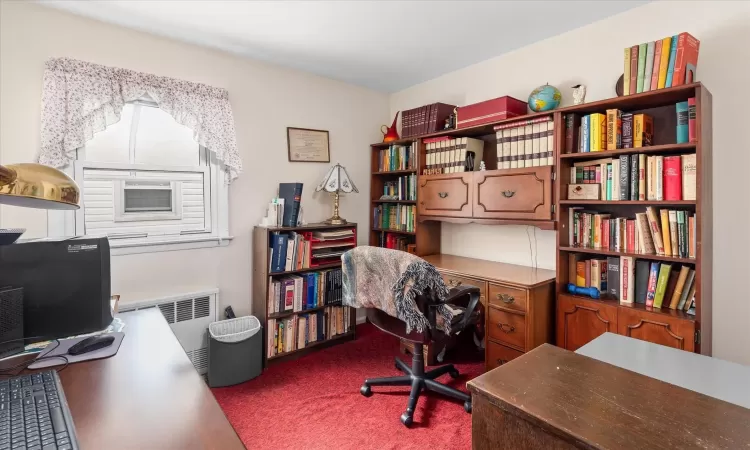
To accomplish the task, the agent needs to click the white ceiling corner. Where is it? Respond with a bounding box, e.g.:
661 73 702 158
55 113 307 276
37 0 649 93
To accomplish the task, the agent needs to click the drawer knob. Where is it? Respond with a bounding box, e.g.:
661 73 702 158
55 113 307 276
447 279 462 287
496 322 515 333
497 359 509 365
502 190 515 198
438 192 449 198
497 293 515 304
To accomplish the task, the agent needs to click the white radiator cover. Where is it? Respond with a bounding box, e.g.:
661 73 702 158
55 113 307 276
118 289 218 374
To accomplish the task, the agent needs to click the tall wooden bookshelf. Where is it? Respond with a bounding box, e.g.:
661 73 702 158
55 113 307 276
252 223 357 367
554 83 712 355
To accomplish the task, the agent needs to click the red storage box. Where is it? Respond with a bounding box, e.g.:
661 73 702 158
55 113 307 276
455 96 528 129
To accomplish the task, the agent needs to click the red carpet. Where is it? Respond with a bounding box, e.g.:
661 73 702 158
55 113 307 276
212 324 483 450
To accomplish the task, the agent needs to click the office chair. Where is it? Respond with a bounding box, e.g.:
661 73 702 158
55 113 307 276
359 284 483 427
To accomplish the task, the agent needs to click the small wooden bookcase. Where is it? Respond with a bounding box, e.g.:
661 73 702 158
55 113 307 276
252 223 357 367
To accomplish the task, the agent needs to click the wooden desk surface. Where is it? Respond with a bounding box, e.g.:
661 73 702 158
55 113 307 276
422 254 555 288
58 309 244 449
468 344 750 449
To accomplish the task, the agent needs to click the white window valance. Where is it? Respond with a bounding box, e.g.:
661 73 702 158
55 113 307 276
39 57 242 182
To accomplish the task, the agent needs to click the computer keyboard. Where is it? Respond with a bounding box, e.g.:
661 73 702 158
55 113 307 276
0 371 78 450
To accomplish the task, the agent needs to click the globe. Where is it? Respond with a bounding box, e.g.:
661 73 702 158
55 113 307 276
528 84 562 112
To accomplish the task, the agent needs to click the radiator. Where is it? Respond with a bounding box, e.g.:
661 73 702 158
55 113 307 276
118 288 219 374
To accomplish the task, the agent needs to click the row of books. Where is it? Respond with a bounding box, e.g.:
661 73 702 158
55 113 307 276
266 306 352 357
570 153 696 201
381 174 416 201
494 116 555 168
572 255 695 312
402 102 455 138
623 32 699 96
423 137 484 175
267 268 343 314
377 144 415 172
373 204 415 233
269 228 355 273
378 233 415 253
569 207 696 259
568 111 654 153
263 183 304 227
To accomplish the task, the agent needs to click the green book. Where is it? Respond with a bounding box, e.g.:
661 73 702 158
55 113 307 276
652 263 673 308
636 42 647 93
606 163 613 200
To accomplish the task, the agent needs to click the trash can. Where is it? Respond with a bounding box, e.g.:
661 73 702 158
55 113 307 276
207 316 262 388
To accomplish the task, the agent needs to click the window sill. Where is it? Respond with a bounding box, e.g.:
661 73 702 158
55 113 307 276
110 235 233 256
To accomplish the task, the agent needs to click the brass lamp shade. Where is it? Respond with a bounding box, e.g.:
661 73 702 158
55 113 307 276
0 163 80 210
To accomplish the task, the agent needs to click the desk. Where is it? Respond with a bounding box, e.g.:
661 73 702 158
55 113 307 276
3 309 244 449
577 332 750 409
468 343 750 450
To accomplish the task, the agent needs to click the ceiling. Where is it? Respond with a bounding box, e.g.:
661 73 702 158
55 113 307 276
39 0 648 93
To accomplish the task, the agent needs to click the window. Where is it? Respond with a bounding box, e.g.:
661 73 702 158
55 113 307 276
50 100 230 254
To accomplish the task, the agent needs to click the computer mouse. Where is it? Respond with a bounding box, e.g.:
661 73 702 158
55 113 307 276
67 335 115 356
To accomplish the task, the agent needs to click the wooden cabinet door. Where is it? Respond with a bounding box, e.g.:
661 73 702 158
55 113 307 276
556 294 618 351
472 167 552 220
617 308 695 352
417 173 473 218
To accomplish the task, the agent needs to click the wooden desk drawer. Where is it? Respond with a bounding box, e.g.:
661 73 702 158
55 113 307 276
417 173 473 218
440 272 487 306
488 307 526 350
472 167 552 220
488 283 527 313
486 340 524 371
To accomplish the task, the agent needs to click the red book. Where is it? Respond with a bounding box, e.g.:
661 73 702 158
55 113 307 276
455 96 527 129
663 156 682 200
595 166 602 184
650 39 663 91
688 97 697 143
629 45 639 95
627 220 635 253
672 32 700 86
602 219 610 250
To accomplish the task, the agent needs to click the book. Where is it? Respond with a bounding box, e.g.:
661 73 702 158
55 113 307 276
623 47 631 96
612 159 620 202
646 156 655 200
510 127 519 168
635 213 655 254
677 211 688 258
618 155 630 200
655 156 664 201
633 114 653 148
657 37 671 89
546 119 554 165
278 182 303 227
605 109 622 150
630 155 639 201
568 252 584 286
677 269 696 310
565 114 581 154
665 34 679 88
681 153 696 201
591 259 602 291
689 214 696 258
650 39 663 91
688 97 697 143
653 263 673 308
676 101 689 143
672 32 700 86
660 209 672 258
621 113 634 149
668 210 679 257
524 124 534 167
630 45 639 95
271 232 289 273
581 115 590 153
606 164 613 200
619 256 635 304
635 259 651 304
643 41 655 91
645 262 659 307
638 154 646 201
531 123 541 166
668 266 690 309
576 261 586 287
626 220 635 253
646 206 666 255
590 113 606 152
607 257 620 299
636 42 647 93
663 156 682 201
683 276 698 312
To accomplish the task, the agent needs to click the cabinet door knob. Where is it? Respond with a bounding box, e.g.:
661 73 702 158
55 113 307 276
438 192 449 198
502 190 515 198
497 293 515 304
497 359 509 365
496 322 515 333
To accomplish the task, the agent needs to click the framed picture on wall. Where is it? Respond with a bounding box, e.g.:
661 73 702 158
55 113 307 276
287 127 330 163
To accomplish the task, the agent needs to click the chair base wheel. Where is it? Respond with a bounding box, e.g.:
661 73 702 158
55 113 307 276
360 385 372 397
464 401 472 413
448 369 460 379
400 413 413 427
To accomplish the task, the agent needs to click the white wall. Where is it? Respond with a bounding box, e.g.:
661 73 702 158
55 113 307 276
390 0 750 364
0 2 389 314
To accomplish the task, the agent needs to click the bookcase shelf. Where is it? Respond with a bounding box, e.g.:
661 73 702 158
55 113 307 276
559 143 696 160
372 199 417 204
563 293 695 321
371 228 417 235
269 262 343 276
559 246 696 264
267 331 355 363
372 169 417 175
559 200 696 206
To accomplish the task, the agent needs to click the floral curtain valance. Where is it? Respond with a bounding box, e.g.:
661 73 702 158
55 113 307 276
39 57 242 182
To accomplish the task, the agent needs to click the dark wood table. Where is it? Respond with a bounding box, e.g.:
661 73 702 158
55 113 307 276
467 343 750 450
2 309 245 449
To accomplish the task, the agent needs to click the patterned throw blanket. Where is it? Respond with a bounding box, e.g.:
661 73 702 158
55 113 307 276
341 246 454 334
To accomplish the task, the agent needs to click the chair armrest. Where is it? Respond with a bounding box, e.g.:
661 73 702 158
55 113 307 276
444 285 481 332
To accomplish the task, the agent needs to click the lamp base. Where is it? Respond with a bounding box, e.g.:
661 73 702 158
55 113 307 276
324 216 348 225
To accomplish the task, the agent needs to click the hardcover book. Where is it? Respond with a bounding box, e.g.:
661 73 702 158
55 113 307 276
590 113 606 151
657 37 672 89
653 263 673 308
668 266 690 309
565 114 581 154
636 43 647 93
630 156 639 201
688 97 697 143
646 206 666 255
676 101 689 144
581 115 590 153
607 257 620 299
618 155 630 200
650 39 663 91
633 114 653 148
655 156 664 200
676 269 696 310
668 210 679 257
682 153 697 201
665 34 679 88
672 32 700 86
624 47 631 96
621 113 634 149
619 256 635 304
663 156 682 201
605 109 622 150
279 182 304 227
645 262 659 307
660 209 672 258
635 213 656 254
630 45 639 95
678 211 688 258
638 154 646 201
635 259 651 304
643 41 655 92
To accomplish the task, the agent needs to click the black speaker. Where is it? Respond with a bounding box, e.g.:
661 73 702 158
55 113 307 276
0 287 23 358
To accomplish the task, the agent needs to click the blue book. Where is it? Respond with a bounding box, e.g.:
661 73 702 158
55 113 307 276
676 101 689 143
581 115 590 152
305 273 316 309
665 34 679 88
270 233 288 273
278 182 303 227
